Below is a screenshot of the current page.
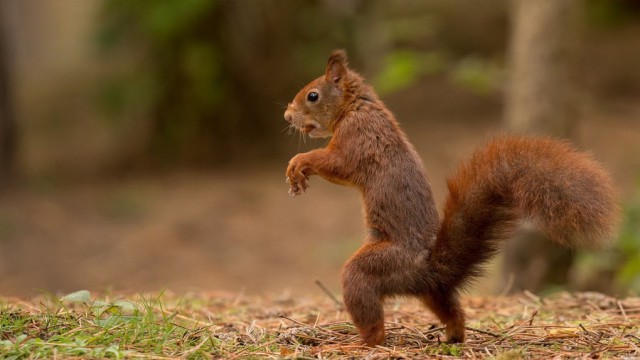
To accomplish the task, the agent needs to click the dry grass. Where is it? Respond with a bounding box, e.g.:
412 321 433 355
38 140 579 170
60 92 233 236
1 290 639 359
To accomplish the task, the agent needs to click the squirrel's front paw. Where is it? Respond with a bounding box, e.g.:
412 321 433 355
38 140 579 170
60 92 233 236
286 156 311 197
286 177 305 197
286 172 309 197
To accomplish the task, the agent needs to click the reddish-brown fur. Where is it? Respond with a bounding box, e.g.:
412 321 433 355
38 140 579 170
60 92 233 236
284 50 620 347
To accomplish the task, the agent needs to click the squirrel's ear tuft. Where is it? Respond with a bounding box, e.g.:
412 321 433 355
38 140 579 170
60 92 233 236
326 49 348 84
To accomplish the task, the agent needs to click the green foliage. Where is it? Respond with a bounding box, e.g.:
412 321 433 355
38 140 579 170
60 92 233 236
573 186 640 294
0 290 216 359
97 0 229 164
373 50 446 96
615 190 640 292
96 0 350 165
372 50 503 96
96 0 509 165
99 0 217 46
139 0 215 43
427 342 463 357
449 56 502 95
60 289 91 303
586 0 640 29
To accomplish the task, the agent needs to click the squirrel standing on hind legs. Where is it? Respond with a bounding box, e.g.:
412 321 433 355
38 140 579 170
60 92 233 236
283 50 619 347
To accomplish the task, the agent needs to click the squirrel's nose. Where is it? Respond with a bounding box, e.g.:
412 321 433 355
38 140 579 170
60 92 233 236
284 109 293 123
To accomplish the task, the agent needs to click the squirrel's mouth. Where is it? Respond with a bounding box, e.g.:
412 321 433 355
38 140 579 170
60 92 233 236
305 123 332 138
302 124 317 134
293 119 332 138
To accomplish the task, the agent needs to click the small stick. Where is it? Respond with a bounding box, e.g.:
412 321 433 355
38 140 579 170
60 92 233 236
484 347 493 357
424 326 445 334
466 326 501 338
578 323 603 344
315 280 344 310
578 323 591 335
278 314 343 336
279 314 310 327
528 309 538 326
617 300 629 322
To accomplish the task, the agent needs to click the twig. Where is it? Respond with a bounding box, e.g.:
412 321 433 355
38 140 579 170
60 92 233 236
578 323 591 335
527 309 538 326
278 314 344 337
617 300 629 322
315 280 343 310
466 326 501 338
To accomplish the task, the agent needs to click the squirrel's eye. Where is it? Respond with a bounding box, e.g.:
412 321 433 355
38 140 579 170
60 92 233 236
307 92 319 102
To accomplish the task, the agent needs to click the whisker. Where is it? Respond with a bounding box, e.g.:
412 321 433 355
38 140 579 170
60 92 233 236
280 124 292 134
274 101 288 109
286 126 298 147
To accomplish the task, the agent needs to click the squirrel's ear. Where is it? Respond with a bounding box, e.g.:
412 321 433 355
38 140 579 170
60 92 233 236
325 49 348 84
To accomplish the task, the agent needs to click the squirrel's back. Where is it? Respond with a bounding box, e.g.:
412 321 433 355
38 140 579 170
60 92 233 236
432 135 619 288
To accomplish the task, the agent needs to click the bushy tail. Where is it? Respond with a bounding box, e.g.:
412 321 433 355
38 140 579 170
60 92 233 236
431 136 620 288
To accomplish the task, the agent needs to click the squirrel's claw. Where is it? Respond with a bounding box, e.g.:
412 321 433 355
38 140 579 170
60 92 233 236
288 177 309 197
286 155 312 197
288 184 302 197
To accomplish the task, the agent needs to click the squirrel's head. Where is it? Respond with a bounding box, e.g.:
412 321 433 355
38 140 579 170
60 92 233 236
284 50 350 138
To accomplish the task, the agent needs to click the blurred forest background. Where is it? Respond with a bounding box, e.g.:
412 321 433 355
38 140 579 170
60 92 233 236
0 0 639 298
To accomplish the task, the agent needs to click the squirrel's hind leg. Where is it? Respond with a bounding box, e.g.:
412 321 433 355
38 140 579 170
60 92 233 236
342 290 385 347
342 242 395 346
341 262 384 345
341 242 403 346
419 292 466 343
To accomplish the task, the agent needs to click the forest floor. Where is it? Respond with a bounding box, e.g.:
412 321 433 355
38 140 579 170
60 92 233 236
1 290 639 359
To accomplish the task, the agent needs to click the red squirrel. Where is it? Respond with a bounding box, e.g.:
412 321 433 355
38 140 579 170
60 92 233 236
283 50 619 346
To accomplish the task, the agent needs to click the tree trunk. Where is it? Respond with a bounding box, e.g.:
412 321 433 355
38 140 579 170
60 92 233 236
0 3 17 187
501 0 583 294
505 0 581 136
